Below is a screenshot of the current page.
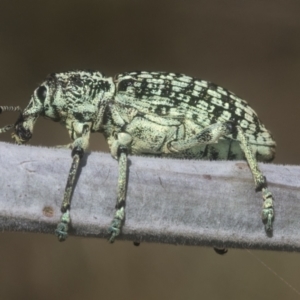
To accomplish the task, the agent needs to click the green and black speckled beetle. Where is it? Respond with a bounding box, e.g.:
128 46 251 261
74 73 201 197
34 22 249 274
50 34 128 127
0 70 275 243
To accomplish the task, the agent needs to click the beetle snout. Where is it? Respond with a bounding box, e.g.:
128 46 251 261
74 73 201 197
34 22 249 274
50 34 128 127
12 119 33 144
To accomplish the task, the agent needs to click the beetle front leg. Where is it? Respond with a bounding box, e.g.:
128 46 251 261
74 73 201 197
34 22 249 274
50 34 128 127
108 132 132 243
55 123 91 241
55 151 81 241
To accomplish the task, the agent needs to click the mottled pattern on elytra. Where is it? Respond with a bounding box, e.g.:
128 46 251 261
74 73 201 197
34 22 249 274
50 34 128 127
112 71 275 161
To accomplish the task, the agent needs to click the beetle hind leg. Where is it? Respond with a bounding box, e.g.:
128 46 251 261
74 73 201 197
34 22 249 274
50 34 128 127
169 121 274 234
261 188 274 232
236 125 274 233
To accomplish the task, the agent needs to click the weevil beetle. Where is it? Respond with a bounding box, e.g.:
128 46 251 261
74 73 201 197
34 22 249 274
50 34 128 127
0 70 275 242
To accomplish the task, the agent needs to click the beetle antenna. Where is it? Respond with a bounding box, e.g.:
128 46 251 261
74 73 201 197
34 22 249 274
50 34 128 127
0 106 22 114
0 106 22 134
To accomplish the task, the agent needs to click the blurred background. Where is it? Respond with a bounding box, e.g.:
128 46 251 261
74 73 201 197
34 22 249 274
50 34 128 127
0 0 300 299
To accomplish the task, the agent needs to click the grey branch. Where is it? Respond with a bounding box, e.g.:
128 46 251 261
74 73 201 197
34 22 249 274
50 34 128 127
0 141 299 251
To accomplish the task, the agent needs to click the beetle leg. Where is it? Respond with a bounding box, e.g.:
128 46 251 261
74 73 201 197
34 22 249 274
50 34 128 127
168 122 231 152
108 132 132 243
169 121 274 233
55 123 91 241
236 125 274 232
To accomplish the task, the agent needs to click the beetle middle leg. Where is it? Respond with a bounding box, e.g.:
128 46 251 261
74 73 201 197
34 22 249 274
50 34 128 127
168 121 274 233
108 132 132 243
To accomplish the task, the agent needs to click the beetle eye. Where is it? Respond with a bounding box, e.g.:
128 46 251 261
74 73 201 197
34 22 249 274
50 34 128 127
36 86 47 102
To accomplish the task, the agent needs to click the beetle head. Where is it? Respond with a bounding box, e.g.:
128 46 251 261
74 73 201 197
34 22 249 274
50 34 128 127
11 83 46 144
11 70 115 144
